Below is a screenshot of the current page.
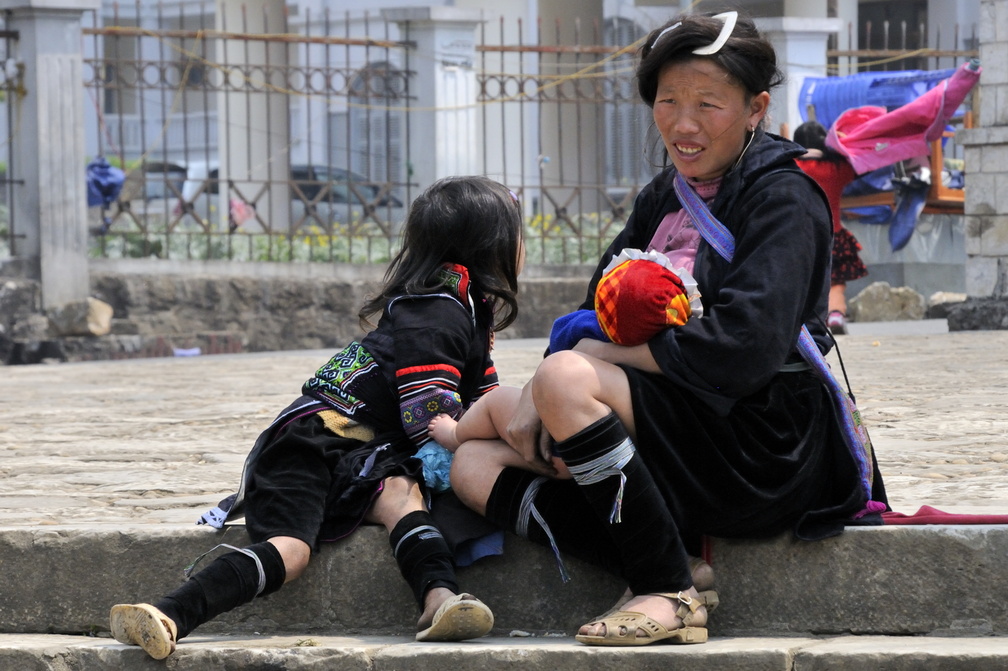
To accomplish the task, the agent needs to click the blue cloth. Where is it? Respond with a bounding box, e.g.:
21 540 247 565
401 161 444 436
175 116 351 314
548 309 607 352
86 156 125 208
415 440 454 493
889 176 929 251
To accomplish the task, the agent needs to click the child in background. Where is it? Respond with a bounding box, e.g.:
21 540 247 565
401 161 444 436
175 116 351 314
109 176 526 659
793 120 867 335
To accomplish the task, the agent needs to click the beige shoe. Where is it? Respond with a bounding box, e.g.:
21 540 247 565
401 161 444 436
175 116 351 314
109 603 178 660
575 591 707 646
415 593 494 642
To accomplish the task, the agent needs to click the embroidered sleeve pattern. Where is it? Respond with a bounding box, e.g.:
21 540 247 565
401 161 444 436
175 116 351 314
397 363 464 445
302 342 379 416
475 364 499 401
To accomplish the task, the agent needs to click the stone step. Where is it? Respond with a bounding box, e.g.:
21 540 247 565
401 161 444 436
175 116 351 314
4 633 1008 670
2 523 1005 639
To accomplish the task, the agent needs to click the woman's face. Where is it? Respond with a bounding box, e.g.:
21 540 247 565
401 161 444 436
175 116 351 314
652 58 769 181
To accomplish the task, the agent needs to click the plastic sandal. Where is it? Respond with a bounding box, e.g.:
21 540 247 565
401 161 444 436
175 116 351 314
109 603 178 660
575 591 708 646
415 593 494 642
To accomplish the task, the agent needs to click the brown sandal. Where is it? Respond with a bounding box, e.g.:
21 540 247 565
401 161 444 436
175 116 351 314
109 603 178 660
575 591 708 646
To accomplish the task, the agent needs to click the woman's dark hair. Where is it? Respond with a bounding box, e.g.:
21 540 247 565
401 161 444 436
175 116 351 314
359 175 523 331
793 120 846 162
637 12 784 110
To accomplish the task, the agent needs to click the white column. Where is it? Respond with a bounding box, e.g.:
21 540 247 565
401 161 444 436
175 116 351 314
961 0 1008 298
0 0 99 309
755 16 842 137
215 0 290 233
383 7 483 200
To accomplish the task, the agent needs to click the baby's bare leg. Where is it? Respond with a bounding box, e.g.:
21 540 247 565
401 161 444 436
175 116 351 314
430 387 523 451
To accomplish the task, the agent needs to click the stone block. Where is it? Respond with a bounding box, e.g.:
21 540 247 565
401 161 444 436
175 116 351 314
982 215 1008 256
47 297 114 336
966 173 997 216
978 143 1008 176
965 255 999 297
10 313 49 339
979 43 1008 84
0 279 41 327
947 296 1008 330
979 0 997 44
926 291 967 319
848 282 925 322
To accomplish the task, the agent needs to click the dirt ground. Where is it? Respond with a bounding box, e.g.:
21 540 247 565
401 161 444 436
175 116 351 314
2 330 1008 528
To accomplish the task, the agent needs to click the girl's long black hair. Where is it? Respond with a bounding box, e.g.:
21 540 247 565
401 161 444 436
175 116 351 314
359 175 523 331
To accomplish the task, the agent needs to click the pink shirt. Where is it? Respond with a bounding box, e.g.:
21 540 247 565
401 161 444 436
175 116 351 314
646 176 722 273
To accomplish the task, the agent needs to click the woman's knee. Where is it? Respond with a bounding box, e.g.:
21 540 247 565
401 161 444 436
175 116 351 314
532 351 596 404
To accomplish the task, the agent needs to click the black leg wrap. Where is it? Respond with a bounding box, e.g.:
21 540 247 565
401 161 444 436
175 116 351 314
390 510 458 609
485 466 622 574
554 413 692 594
155 541 286 640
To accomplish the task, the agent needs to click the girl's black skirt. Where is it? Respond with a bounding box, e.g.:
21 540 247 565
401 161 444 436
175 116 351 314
242 411 423 551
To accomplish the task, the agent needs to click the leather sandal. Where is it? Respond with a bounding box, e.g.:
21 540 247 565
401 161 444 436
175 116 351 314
415 593 494 642
109 603 178 660
575 591 708 646
688 556 719 612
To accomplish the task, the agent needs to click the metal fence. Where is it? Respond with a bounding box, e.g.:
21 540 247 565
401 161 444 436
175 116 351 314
84 5 413 264
80 7 980 266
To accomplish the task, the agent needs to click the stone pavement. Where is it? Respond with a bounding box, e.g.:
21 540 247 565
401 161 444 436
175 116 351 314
3 320 1008 527
3 321 1008 668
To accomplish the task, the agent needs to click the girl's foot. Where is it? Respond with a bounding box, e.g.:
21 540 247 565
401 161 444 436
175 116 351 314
109 603 178 660
428 414 461 450
416 588 494 642
827 310 847 335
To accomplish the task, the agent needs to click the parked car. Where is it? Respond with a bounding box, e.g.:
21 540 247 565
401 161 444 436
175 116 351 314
289 164 405 230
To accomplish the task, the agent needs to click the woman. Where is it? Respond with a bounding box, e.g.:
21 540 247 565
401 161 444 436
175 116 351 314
450 11 886 647
793 120 868 335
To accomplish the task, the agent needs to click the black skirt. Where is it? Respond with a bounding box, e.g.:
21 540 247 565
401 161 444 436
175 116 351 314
242 411 424 550
623 367 878 542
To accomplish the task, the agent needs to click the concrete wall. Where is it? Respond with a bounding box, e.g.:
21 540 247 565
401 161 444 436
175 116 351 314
0 261 595 363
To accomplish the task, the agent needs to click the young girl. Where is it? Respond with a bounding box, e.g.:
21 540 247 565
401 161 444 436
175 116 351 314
109 175 526 659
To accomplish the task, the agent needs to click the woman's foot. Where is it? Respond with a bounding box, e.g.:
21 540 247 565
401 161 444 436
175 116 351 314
600 556 716 616
576 588 707 645
416 587 494 642
109 603 178 660
688 556 714 592
428 414 461 451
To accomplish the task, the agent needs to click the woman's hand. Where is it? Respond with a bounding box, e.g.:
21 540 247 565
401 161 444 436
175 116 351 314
572 338 662 373
503 381 557 476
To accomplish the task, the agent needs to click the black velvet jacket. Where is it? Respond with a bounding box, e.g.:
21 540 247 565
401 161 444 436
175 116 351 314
580 131 833 415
